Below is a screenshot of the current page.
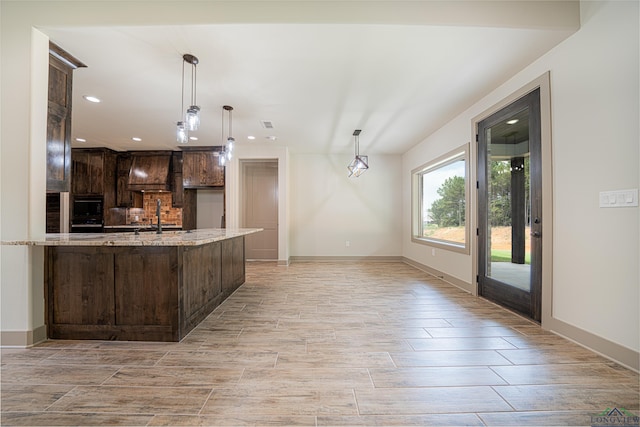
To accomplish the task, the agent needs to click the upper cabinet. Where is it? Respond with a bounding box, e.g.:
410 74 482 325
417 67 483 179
182 148 225 188
72 148 117 199
46 43 86 193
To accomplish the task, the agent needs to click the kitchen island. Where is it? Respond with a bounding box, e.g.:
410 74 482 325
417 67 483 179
4 229 261 342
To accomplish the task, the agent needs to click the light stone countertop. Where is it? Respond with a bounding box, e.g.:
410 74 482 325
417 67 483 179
1 228 263 247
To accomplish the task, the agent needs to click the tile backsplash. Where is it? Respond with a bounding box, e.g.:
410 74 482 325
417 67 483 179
126 192 182 226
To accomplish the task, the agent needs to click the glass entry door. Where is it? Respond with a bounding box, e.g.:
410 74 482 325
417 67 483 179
477 88 542 321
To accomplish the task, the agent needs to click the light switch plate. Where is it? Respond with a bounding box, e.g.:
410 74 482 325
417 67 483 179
599 189 638 208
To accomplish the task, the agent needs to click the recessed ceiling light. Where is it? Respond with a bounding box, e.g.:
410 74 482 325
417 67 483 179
83 95 101 103
506 119 519 125
266 136 277 141
132 137 142 142
189 136 198 141
247 136 255 140
75 138 86 142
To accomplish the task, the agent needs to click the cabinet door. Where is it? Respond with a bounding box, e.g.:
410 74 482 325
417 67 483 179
88 152 104 195
172 172 184 207
71 151 90 194
183 151 225 188
46 56 72 192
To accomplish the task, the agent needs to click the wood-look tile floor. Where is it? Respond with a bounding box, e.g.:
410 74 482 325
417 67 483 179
2 261 638 426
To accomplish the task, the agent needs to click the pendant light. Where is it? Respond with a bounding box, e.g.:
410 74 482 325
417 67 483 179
176 53 200 143
347 129 368 177
219 105 234 166
184 54 200 131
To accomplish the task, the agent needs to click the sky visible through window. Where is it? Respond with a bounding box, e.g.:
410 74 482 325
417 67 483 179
422 159 465 221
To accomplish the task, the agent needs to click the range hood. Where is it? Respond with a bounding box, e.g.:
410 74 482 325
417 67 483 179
127 152 171 191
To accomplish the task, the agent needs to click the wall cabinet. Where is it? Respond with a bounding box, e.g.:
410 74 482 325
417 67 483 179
182 148 225 188
46 43 85 193
71 148 117 223
72 150 106 195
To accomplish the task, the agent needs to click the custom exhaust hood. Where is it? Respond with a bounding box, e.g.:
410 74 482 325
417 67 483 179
127 152 172 191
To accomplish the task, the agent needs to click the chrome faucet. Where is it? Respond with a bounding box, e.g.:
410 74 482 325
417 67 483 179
156 198 162 234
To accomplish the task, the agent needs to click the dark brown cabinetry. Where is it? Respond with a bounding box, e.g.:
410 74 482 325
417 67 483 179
44 236 246 341
46 43 85 193
116 153 142 208
71 148 117 224
171 152 184 207
182 148 225 188
127 152 172 192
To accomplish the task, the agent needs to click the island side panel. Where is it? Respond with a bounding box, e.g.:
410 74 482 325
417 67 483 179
181 241 223 337
221 236 245 298
114 246 180 341
45 247 115 339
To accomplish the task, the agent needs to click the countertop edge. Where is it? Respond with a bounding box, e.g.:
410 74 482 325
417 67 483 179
1 228 263 247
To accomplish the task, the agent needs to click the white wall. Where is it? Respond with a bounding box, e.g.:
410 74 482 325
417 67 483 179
402 1 639 356
291 153 402 257
196 190 225 229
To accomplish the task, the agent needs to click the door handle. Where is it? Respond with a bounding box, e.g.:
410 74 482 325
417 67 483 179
531 231 541 238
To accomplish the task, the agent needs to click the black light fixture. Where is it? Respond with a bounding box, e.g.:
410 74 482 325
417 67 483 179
176 53 200 143
219 105 234 166
347 129 368 177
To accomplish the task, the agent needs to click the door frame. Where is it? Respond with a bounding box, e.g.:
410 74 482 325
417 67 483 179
471 72 553 326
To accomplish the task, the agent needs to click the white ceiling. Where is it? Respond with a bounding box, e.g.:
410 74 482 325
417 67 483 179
40 1 579 155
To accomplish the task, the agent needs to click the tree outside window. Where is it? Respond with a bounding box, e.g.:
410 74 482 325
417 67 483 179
412 145 469 253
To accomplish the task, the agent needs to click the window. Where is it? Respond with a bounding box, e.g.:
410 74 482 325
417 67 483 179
412 144 470 253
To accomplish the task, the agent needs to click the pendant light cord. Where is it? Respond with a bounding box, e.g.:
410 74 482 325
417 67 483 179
181 59 185 116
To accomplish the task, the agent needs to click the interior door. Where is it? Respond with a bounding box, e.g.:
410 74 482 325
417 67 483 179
477 88 542 321
242 161 278 260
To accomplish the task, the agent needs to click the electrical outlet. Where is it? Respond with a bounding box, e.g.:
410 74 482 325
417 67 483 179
431 248 436 256
345 241 350 247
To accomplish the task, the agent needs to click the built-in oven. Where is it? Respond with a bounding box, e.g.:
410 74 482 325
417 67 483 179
71 198 104 233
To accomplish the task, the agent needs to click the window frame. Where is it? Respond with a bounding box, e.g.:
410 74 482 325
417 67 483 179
411 143 470 254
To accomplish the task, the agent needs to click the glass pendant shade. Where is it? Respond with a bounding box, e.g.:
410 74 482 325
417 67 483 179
176 121 188 144
218 150 227 166
186 105 200 131
348 155 369 177
347 130 368 177
227 136 235 152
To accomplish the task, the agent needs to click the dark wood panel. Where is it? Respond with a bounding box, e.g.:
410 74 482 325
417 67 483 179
182 243 222 333
47 247 114 326
221 237 245 296
44 237 247 342
46 193 61 233
46 105 68 185
114 247 178 328
182 189 197 230
127 153 171 191
48 63 69 107
46 43 84 193
182 150 225 188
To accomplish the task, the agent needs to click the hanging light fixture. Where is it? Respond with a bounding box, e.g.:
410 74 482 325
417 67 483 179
176 54 200 143
176 121 187 144
219 105 234 166
347 129 368 177
183 54 200 131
